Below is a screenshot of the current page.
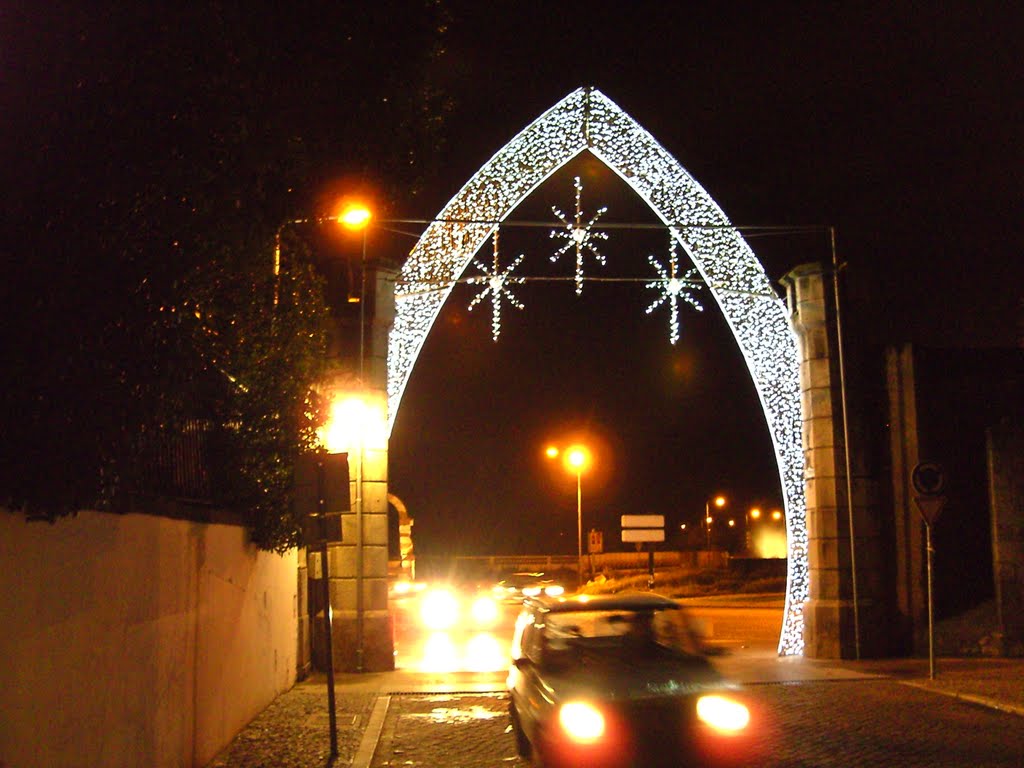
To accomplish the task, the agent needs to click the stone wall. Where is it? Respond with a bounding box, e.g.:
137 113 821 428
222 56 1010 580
0 509 298 768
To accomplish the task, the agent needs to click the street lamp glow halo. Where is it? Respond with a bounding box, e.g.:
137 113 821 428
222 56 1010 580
338 203 373 230
563 444 592 474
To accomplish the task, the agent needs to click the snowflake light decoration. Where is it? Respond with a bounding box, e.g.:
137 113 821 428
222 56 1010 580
466 229 525 341
549 176 609 295
388 89 808 657
646 236 704 345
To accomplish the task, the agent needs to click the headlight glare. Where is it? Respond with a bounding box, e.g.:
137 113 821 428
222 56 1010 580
470 596 500 627
558 701 605 743
696 695 750 733
420 589 460 630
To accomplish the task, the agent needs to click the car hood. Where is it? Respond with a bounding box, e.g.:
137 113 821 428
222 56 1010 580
544 651 732 702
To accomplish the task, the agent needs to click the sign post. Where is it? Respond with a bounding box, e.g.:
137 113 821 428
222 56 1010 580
912 462 946 680
297 451 349 758
621 515 665 590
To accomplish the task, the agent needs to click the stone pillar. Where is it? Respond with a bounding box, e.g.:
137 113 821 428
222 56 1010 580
987 420 1024 645
885 343 926 653
781 263 884 658
323 258 398 672
296 546 311 678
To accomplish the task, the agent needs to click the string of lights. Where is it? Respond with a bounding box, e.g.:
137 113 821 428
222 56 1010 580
386 87 809 655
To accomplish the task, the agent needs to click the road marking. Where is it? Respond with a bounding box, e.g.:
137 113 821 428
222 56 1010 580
351 694 391 768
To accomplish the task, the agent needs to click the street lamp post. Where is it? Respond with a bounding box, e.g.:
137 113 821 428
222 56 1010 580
746 507 761 554
339 204 372 672
546 443 591 588
705 495 726 550
566 446 588 587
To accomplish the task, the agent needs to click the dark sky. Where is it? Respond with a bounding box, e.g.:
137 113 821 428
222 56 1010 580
386 2 1023 558
5 2 1020 557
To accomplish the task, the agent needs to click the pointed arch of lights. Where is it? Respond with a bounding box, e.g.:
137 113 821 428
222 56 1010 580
387 88 808 656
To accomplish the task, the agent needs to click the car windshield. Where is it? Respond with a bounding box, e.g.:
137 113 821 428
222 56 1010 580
545 606 703 657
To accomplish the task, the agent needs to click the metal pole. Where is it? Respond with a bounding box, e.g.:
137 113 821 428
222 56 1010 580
356 228 367 673
576 471 583 587
317 459 338 757
831 227 861 660
705 501 711 549
926 522 936 679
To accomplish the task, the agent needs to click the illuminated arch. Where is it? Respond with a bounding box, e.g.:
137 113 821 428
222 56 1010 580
387 88 808 655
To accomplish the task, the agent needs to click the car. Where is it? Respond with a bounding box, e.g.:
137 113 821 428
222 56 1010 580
507 593 754 768
493 571 565 603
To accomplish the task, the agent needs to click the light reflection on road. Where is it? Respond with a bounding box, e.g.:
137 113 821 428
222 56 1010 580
392 594 519 672
404 630 511 672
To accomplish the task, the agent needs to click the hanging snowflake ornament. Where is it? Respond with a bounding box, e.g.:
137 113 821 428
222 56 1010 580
549 176 609 295
466 228 525 341
646 236 703 344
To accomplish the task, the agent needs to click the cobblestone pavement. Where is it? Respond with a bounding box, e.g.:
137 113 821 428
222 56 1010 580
370 694 524 768
206 656 1024 768
362 680 1024 768
205 686 377 768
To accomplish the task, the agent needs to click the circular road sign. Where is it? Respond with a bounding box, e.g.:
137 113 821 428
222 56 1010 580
912 463 946 496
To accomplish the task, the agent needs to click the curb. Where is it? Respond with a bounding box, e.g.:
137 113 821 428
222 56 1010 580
351 694 392 768
899 680 1024 717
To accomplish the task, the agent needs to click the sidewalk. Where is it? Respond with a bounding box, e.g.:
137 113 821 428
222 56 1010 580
205 654 1024 767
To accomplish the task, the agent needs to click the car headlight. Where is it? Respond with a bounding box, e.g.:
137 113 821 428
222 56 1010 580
696 695 750 733
470 595 500 627
420 589 460 630
558 701 606 743
522 586 542 597
544 584 565 597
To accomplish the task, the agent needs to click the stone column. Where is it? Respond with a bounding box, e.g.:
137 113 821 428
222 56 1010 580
781 263 884 658
325 258 397 672
885 343 926 653
988 420 1024 646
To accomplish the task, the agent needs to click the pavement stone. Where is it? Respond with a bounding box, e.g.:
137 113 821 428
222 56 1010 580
204 654 1024 768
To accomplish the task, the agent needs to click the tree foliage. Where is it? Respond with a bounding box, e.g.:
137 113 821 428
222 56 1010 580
1 2 452 550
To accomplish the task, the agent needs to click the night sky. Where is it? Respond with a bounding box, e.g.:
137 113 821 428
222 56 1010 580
5 3 1021 558
387 2 1023 559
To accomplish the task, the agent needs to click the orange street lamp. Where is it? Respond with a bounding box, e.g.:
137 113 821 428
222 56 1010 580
746 507 762 553
705 495 726 549
546 442 592 586
337 202 372 230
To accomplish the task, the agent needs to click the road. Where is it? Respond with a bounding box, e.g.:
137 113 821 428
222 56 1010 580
391 589 785 671
374 592 1024 767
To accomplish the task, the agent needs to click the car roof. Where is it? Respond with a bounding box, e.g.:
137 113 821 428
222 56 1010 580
524 592 681 614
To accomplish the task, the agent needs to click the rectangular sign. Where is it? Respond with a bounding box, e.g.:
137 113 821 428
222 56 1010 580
622 528 665 543
621 515 665 529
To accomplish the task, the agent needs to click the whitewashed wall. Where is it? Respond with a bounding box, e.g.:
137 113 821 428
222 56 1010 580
0 509 298 767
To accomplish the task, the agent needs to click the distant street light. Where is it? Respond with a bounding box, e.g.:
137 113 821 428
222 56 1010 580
705 495 726 549
545 442 592 586
746 507 761 554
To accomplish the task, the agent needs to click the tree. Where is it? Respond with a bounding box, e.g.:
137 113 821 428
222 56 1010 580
1 2 452 551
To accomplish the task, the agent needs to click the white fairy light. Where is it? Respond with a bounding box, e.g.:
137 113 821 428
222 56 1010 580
466 228 525 341
646 235 703 345
387 88 809 656
549 176 609 294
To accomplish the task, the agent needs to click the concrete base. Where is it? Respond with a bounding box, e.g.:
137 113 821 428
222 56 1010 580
315 611 395 672
804 597 888 659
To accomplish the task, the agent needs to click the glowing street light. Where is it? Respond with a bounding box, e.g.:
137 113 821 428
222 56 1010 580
746 507 762 553
705 495 726 550
337 202 372 230
546 442 592 586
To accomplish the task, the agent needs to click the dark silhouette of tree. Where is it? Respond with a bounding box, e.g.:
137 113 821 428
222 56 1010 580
1 2 452 551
